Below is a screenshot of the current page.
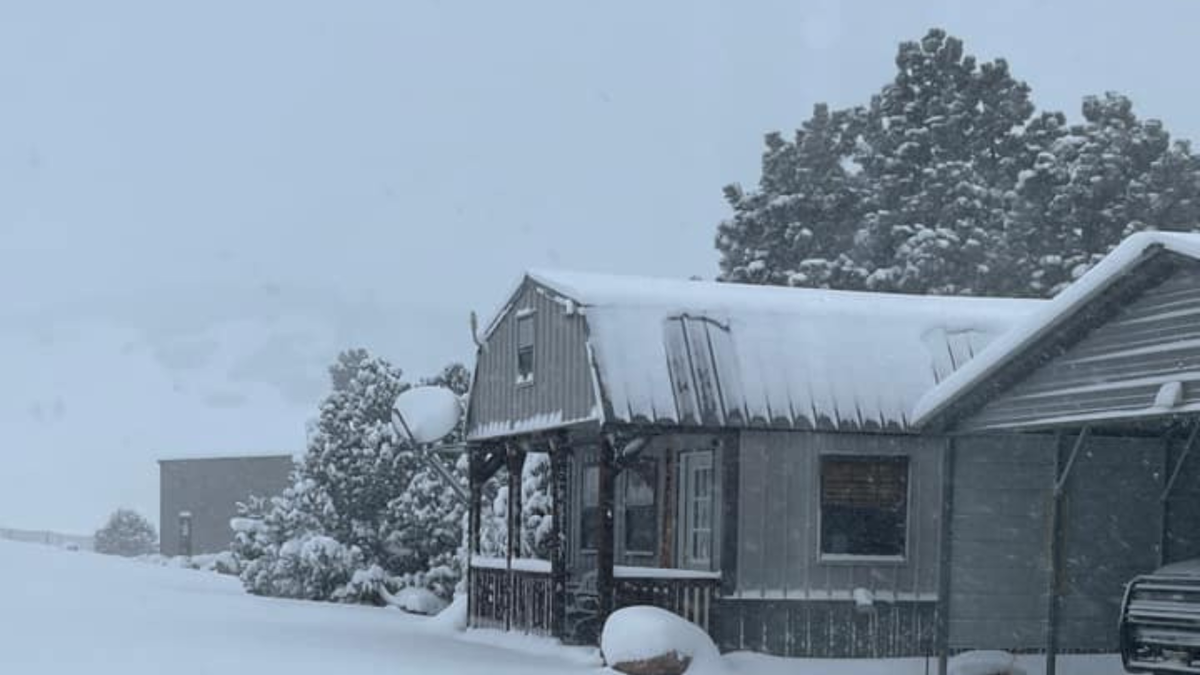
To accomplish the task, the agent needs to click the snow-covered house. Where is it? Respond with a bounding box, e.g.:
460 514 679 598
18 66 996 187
158 454 293 556
463 269 1041 658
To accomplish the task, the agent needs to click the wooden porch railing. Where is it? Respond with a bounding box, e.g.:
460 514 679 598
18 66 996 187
614 567 722 633
468 558 554 636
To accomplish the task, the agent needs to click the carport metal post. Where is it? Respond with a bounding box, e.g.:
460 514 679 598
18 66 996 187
1046 426 1090 675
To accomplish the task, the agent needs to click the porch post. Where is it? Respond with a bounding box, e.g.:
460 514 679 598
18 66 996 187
549 434 569 639
936 437 956 675
505 445 526 632
597 435 617 626
467 447 482 630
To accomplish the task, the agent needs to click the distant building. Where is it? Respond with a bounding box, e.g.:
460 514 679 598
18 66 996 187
158 454 293 557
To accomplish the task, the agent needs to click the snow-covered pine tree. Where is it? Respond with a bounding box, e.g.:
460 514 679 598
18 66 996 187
93 508 158 557
1009 93 1200 294
716 103 867 288
852 28 1034 295
302 349 414 566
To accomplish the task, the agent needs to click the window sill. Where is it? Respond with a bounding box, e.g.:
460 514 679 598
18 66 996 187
515 378 536 388
818 553 906 566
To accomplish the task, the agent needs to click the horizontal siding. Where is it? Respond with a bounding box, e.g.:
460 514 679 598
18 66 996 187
735 431 943 599
964 264 1200 430
466 280 597 440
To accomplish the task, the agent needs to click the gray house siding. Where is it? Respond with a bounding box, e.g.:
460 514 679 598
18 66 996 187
1058 435 1165 651
159 455 292 556
733 430 943 599
716 430 942 657
946 435 1056 651
946 434 1167 652
467 279 597 440
964 263 1200 431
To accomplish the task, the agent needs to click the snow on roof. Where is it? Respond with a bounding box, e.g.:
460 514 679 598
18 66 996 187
912 231 1200 428
526 270 1040 432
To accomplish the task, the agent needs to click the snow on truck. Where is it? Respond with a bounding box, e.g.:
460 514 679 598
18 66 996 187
1122 559 1200 674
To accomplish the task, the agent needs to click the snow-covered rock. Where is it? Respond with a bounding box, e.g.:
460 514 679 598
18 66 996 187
949 650 1026 675
601 606 723 675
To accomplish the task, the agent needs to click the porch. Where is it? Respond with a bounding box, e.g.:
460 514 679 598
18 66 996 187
464 432 725 643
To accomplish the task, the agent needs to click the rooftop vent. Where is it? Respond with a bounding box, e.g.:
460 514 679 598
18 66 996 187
1153 381 1185 410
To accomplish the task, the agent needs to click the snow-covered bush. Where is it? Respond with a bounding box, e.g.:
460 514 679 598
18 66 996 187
94 508 158 557
230 351 472 606
521 453 553 559
601 606 724 675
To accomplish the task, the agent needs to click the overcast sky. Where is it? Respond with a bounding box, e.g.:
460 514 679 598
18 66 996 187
3 0 1199 534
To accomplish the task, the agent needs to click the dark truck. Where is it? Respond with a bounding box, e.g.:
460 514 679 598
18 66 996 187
1122 559 1200 673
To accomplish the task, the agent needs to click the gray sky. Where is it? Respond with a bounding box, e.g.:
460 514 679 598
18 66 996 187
3 0 1199 534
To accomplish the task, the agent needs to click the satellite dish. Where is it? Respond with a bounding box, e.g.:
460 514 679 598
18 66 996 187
393 386 463 444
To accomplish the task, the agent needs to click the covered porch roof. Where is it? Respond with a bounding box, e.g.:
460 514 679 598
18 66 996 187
913 231 1200 435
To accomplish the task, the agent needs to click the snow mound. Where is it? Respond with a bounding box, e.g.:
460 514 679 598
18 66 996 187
395 385 463 444
601 606 723 674
949 651 1026 675
429 593 468 632
391 586 448 616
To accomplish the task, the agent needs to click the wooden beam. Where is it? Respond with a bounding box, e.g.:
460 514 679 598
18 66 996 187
936 437 956 675
597 435 617 625
505 445 526 632
548 434 569 639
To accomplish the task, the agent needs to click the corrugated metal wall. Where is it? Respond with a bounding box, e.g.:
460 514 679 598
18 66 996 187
964 264 1200 431
735 431 943 600
467 280 597 439
947 435 1055 650
947 434 1166 652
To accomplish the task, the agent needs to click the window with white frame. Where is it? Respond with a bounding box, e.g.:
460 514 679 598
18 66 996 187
680 451 714 568
819 455 908 558
516 311 535 383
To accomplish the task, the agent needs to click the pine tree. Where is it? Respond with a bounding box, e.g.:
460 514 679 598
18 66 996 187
94 508 158 557
302 351 414 564
717 103 866 287
852 28 1035 295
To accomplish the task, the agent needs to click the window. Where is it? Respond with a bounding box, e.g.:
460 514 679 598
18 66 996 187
516 311 534 383
624 460 657 555
820 456 908 558
680 451 714 568
580 465 599 551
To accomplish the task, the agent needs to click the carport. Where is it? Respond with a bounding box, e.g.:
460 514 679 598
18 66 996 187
914 232 1200 675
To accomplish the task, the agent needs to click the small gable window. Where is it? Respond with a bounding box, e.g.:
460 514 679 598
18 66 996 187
516 310 535 383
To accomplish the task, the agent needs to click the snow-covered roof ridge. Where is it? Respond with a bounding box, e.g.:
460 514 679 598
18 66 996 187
521 268 1043 432
527 268 1035 315
912 231 1200 428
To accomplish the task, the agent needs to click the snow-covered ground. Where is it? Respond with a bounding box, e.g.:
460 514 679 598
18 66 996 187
0 539 1126 675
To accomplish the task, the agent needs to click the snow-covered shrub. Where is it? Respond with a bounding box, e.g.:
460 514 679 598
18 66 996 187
601 606 723 675
230 351 473 606
94 508 158 557
521 453 553 559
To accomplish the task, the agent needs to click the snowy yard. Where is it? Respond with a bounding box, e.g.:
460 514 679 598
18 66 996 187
0 539 1125 675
